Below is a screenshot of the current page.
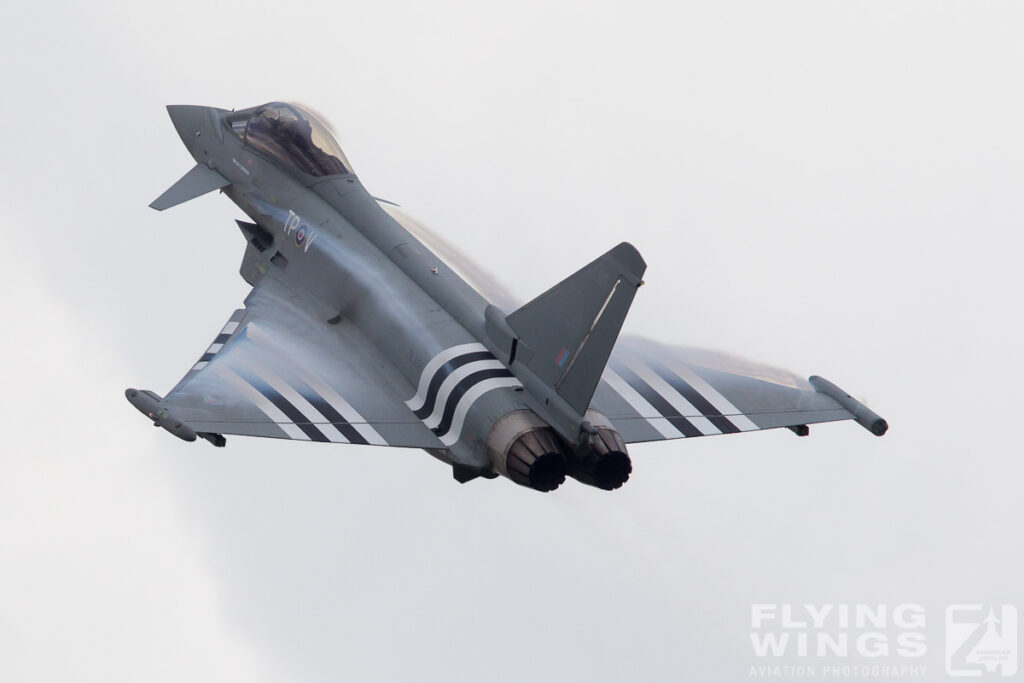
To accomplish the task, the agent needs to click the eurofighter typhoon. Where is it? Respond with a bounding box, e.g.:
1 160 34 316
127 102 888 492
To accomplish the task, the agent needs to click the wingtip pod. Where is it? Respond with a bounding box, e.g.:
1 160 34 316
808 376 888 436
125 388 197 442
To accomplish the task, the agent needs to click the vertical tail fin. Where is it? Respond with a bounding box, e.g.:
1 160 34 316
504 242 646 415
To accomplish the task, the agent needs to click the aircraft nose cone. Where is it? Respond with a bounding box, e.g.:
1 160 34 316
166 105 212 147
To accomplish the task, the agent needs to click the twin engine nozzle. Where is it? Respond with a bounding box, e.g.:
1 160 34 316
486 410 631 492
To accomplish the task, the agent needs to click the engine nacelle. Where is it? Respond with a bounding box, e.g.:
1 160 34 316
567 412 632 490
486 410 568 492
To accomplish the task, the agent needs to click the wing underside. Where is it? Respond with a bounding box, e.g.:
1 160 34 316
132 275 444 449
591 336 885 444
131 278 884 450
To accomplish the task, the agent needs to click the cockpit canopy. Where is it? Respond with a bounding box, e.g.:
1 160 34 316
227 102 353 178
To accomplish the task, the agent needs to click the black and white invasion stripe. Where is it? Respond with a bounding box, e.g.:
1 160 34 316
191 311 245 372
408 343 522 446
205 328 388 445
605 357 757 438
241 324 388 445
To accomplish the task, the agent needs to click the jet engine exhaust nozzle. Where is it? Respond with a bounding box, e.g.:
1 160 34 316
506 436 567 492
486 410 568 492
569 420 632 490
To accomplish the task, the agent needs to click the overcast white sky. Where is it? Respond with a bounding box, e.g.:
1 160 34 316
2 2 1022 681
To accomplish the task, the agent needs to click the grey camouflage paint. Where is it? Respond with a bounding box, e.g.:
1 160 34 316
127 102 886 489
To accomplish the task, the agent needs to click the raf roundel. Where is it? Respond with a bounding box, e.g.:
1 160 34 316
295 224 309 248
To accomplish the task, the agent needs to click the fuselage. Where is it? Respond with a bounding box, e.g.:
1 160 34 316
166 104 540 471
137 102 887 491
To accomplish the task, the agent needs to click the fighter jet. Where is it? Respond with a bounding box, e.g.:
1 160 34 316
127 102 887 492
